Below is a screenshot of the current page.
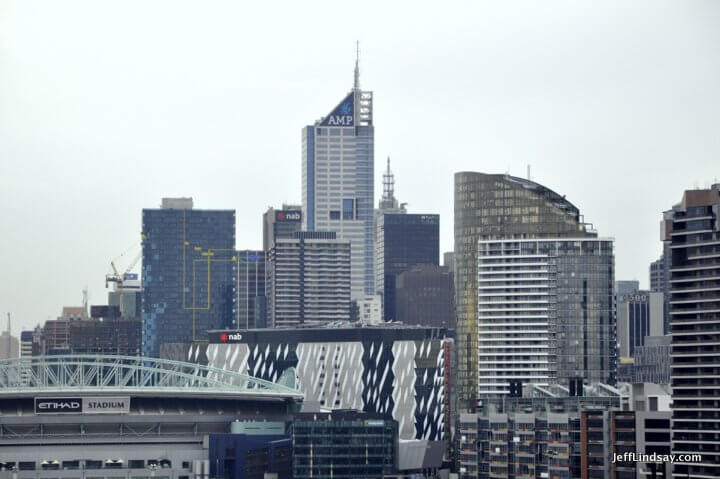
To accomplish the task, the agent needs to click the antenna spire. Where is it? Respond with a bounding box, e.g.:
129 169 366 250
6 313 10 335
354 41 360 90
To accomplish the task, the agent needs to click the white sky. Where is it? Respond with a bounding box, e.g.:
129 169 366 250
1 0 719 335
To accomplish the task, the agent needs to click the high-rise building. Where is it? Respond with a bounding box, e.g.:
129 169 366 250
454 173 597 410
443 251 455 273
477 238 615 396
263 205 302 252
142 198 236 357
301 52 374 300
650 249 671 334
236 250 265 330
395 265 454 329
375 213 439 322
0 316 19 360
617 290 664 358
615 279 639 310
267 231 351 327
68 319 142 355
663 184 720 478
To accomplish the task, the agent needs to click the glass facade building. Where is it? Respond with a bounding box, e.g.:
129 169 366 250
301 62 375 300
375 213 440 322
454 173 597 410
142 201 235 357
236 250 265 330
291 411 397 478
395 265 454 329
477 238 615 396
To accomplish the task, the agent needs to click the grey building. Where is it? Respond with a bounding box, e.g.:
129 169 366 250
457 383 625 479
395 265 454 329
454 173 596 411
650 250 671 334
663 183 720 478
477 238 615 396
615 280 639 310
617 291 664 358
633 335 671 385
375 213 440 322
0 317 18 360
267 231 351 327
302 54 374 300
236 250 265 329
263 205 302 253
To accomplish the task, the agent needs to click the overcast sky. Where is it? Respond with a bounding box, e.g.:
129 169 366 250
1 0 719 335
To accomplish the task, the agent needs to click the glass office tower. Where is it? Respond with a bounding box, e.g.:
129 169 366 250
375 213 440 321
301 56 374 299
142 198 235 357
454 173 597 410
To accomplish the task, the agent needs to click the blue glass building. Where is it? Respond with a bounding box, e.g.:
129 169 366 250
142 198 235 357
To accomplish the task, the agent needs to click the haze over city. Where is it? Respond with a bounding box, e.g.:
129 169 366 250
2 0 719 333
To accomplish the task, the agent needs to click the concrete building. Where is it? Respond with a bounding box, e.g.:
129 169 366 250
454 173 597 411
650 249 671 334
663 183 720 478
476 238 615 396
141 198 236 356
0 317 18 360
632 335 671 384
263 205 302 253
395 265 455 329
267 231 351 327
457 383 625 479
617 291 664 358
302 53 374 300
443 251 454 273
354 295 382 324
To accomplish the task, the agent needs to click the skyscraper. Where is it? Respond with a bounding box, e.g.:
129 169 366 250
142 198 236 357
476 237 615 396
236 250 265 330
0 316 19 360
301 50 374 300
263 205 302 253
663 184 720 478
650 249 671 334
375 214 440 322
267 231 351 327
454 173 598 410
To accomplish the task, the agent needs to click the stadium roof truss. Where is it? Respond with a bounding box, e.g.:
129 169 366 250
0 355 301 398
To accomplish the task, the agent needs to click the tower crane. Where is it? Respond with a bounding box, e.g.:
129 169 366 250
105 244 142 290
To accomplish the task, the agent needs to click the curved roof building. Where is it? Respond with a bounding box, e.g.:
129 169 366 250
0 355 301 477
454 173 600 410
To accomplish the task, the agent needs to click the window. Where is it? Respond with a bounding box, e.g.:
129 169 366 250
342 199 354 220
330 211 340 220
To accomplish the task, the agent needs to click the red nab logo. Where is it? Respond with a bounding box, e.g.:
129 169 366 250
218 332 242 343
219 332 229 343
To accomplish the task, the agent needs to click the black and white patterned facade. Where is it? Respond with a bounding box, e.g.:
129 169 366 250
183 326 451 441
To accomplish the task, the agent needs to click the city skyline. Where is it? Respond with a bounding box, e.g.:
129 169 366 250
2 0 720 334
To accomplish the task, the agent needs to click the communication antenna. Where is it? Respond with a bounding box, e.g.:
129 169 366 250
527 164 531 181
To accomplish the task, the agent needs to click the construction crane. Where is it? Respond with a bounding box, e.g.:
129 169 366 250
105 245 142 290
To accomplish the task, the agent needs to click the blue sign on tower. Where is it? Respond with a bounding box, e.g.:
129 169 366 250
320 92 354 126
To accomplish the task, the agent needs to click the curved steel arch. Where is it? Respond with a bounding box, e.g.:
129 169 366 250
0 355 300 396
